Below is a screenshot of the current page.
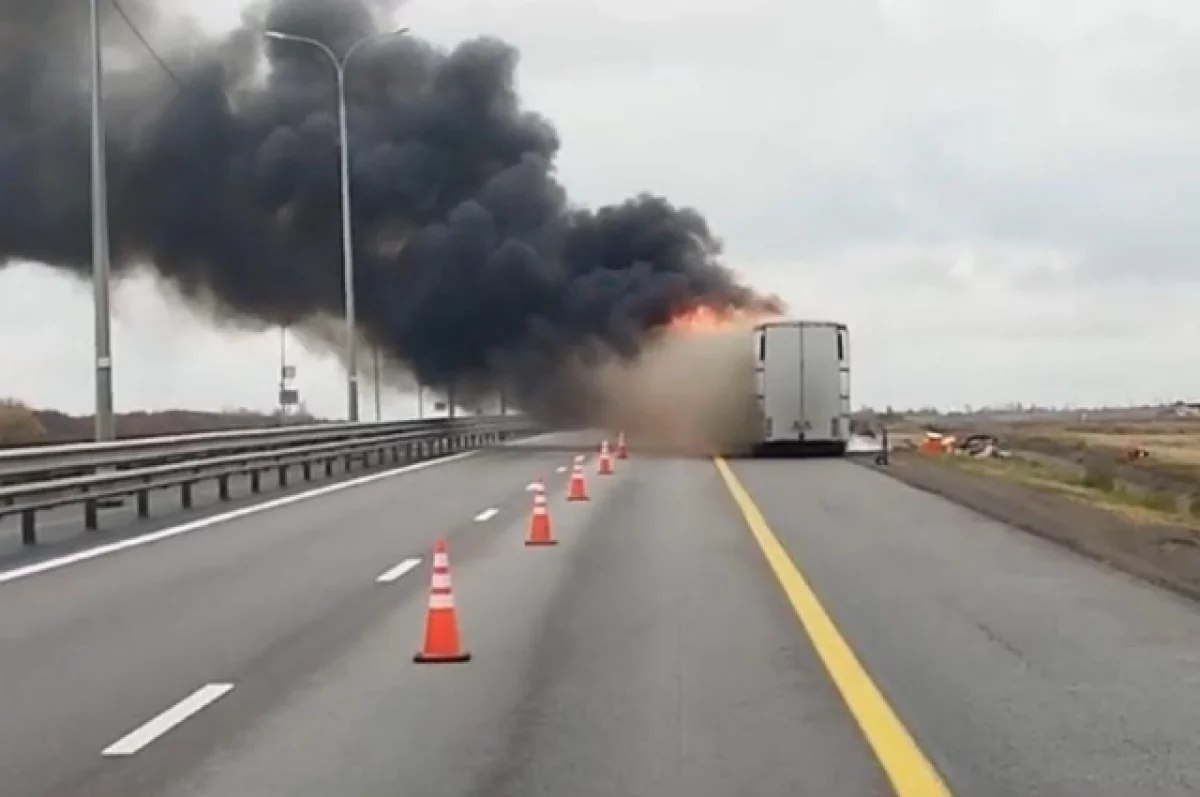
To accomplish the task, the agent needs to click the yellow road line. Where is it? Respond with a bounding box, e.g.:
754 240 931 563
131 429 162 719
714 457 952 797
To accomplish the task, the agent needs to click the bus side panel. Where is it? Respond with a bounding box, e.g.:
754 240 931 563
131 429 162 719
752 327 767 439
837 326 851 440
799 324 842 442
761 324 801 443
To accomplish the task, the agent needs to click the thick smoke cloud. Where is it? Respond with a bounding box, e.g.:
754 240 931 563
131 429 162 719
0 0 778 421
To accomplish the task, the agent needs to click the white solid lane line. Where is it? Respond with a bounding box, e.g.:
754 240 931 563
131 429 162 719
0 450 479 587
474 508 499 522
102 683 235 757
376 557 422 584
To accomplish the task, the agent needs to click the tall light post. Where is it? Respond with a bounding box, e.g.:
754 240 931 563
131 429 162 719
91 0 115 441
372 346 382 421
263 27 408 422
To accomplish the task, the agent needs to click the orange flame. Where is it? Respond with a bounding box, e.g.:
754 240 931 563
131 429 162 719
666 305 778 334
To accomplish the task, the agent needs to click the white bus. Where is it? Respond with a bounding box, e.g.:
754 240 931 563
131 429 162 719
752 320 851 456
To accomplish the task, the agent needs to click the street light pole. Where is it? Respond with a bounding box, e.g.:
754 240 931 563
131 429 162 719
373 346 382 421
334 63 359 422
263 28 408 423
90 0 115 442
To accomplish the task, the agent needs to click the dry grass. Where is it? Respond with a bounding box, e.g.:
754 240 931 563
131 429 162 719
1009 419 1200 459
934 453 1200 532
1061 431 1200 466
0 399 45 446
993 418 1200 486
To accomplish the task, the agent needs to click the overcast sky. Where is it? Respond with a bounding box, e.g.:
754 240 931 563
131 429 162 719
2 0 1199 417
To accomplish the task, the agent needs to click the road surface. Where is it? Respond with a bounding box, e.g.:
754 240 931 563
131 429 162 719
2 433 1199 796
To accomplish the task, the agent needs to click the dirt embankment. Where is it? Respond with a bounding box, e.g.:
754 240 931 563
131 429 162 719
877 454 1200 603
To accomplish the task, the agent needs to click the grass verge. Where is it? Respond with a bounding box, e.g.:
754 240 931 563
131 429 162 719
931 454 1200 533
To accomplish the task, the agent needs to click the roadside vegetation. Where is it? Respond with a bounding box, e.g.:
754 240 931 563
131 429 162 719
0 399 320 447
935 451 1200 532
0 399 46 445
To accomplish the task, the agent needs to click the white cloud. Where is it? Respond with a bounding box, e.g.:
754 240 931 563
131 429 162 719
748 242 1200 409
0 263 425 419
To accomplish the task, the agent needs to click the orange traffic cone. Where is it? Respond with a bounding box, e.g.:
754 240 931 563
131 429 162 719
526 491 557 546
414 540 471 663
567 460 590 501
598 440 614 475
616 431 629 460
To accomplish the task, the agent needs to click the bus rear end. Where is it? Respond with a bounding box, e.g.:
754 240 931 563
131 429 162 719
752 320 850 456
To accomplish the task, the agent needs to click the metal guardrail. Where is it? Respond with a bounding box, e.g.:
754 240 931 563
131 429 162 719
0 418 490 482
0 416 530 546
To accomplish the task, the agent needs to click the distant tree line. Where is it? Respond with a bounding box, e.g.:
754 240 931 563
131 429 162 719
0 399 319 447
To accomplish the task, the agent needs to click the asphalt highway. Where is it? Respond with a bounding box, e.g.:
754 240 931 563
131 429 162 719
2 433 1199 796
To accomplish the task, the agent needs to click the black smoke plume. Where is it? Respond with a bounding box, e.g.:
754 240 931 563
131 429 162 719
0 0 779 421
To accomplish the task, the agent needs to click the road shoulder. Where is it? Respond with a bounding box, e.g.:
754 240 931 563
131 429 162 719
875 454 1200 603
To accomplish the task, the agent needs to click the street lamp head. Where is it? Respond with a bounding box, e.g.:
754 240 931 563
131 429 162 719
264 28 407 41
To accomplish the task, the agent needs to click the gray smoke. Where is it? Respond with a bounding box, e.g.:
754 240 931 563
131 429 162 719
0 0 780 422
